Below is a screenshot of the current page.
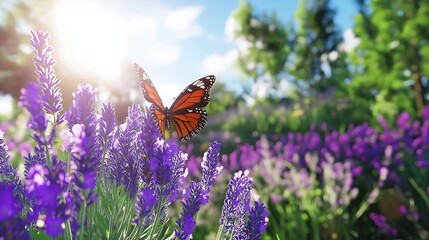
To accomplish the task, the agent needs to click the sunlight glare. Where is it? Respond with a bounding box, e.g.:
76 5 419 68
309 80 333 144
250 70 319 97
50 0 126 83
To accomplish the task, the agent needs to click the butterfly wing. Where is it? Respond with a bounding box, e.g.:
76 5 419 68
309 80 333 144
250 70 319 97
134 63 164 110
135 63 167 138
171 108 208 142
169 75 215 142
170 75 216 111
150 105 167 139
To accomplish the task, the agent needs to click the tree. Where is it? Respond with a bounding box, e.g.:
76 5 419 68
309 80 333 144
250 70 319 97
350 0 429 119
290 0 350 96
205 81 243 115
0 1 43 98
228 0 291 99
229 0 349 99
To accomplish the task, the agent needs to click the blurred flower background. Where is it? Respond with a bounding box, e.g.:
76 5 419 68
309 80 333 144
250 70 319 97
2 0 429 239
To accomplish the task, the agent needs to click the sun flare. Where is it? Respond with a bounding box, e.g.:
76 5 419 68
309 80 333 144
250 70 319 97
49 0 126 83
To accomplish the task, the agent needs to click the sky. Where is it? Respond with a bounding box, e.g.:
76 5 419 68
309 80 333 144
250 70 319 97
0 0 359 113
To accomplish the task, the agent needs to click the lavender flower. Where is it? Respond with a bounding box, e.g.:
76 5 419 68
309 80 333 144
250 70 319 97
219 170 253 238
68 124 98 190
138 139 182 228
18 82 47 136
106 145 121 185
0 183 22 221
26 161 72 237
0 216 29 240
175 181 203 240
165 151 188 202
29 30 63 124
369 213 398 237
24 146 46 175
98 103 117 151
63 84 103 235
134 141 186 227
200 141 222 204
149 139 175 187
109 104 142 197
65 84 100 188
136 107 160 184
65 84 97 132
0 181 26 239
97 103 117 178
131 110 195 238
245 201 269 239
0 131 25 197
284 167 316 199
321 154 359 210
174 141 222 239
134 187 157 226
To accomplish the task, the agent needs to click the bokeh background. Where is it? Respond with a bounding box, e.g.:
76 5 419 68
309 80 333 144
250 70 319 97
2 0 429 239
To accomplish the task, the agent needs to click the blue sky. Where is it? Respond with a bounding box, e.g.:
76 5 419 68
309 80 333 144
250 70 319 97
0 0 359 113
119 0 358 102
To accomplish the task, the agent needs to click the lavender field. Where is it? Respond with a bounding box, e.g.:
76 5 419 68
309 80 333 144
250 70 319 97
2 0 429 239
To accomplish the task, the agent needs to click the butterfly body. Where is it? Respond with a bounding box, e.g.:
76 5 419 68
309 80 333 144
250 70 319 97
135 64 215 142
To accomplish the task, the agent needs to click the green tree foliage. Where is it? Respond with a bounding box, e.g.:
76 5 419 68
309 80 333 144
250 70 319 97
350 0 429 121
290 0 350 95
205 81 243 115
230 0 348 99
229 0 291 98
1 1 34 98
0 1 61 96
226 0 359 138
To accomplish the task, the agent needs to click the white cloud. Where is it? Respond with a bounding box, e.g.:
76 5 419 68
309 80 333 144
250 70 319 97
225 15 241 41
164 5 204 39
200 49 238 77
142 43 181 65
341 28 360 53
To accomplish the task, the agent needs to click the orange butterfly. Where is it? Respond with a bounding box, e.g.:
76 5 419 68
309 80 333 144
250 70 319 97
134 63 215 142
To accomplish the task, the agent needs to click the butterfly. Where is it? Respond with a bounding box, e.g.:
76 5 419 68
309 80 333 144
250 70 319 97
134 63 215 142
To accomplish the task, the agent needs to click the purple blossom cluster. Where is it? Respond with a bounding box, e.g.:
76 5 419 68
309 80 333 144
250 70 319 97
0 131 25 196
175 141 223 239
0 182 28 239
206 108 429 193
182 106 429 238
64 84 101 198
29 31 63 125
0 30 269 239
219 170 268 239
369 213 398 237
1 129 72 238
18 31 63 149
25 161 73 237
0 131 28 239
18 82 47 135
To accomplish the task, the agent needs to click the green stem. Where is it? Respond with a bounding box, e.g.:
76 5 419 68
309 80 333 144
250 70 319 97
98 141 108 188
77 198 88 240
64 220 73 240
42 135 52 166
216 225 225 240
149 188 165 240
352 191 375 225
310 212 320 240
